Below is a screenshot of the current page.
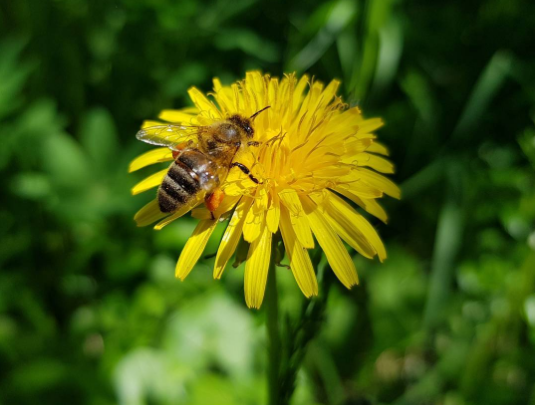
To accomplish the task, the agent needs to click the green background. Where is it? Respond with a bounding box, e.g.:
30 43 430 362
1 0 535 404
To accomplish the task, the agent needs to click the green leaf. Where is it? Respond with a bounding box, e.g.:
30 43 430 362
42 132 91 188
79 107 118 173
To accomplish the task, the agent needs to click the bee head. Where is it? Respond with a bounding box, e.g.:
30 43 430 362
229 115 254 138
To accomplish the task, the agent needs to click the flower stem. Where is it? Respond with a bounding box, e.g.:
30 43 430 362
265 252 281 405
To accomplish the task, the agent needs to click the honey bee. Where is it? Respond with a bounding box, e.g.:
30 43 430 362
136 106 270 217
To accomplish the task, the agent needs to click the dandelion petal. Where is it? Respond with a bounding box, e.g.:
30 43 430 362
175 219 218 280
279 189 314 249
280 206 318 297
128 148 173 173
131 168 167 195
214 197 251 279
134 199 167 227
301 196 359 288
244 223 272 309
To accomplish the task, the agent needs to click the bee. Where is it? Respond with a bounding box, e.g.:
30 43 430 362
136 106 270 217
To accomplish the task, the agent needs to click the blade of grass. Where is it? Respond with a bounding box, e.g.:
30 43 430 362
349 0 395 101
287 0 357 72
452 50 513 140
402 51 513 197
308 341 345 405
423 161 464 332
371 15 403 96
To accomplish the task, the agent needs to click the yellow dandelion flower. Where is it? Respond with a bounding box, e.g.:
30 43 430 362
130 71 400 309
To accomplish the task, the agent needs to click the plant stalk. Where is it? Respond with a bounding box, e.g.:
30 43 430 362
265 252 281 405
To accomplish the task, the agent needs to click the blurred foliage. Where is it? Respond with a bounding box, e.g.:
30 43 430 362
1 0 535 404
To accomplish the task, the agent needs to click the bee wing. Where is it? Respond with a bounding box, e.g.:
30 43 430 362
136 124 202 150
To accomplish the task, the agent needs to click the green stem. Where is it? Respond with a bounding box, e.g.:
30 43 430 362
423 163 464 333
265 254 281 405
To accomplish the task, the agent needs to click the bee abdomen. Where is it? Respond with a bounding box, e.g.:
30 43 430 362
158 162 200 213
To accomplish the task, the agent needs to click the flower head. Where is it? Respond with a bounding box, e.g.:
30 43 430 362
130 71 400 308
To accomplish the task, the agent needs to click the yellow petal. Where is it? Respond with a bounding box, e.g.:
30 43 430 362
158 109 197 123
301 196 359 288
357 118 384 135
353 153 395 174
244 222 272 309
141 120 163 129
212 78 235 113
214 195 241 216
134 199 167 227
344 138 374 155
131 168 167 195
214 197 252 279
335 183 383 199
154 195 205 230
266 192 280 233
244 71 266 115
153 208 188 230
212 77 223 92
354 168 401 199
325 217 375 259
230 83 242 112
280 206 318 297
325 192 387 262
191 195 240 220
333 188 388 223
278 189 314 249
367 141 389 156
319 79 340 107
311 193 377 259
188 87 221 117
190 208 212 220
358 198 388 223
292 74 309 113
329 106 362 133
311 166 352 179
128 148 173 172
255 186 269 212
318 194 375 259
246 71 268 123
242 194 263 243
175 219 218 280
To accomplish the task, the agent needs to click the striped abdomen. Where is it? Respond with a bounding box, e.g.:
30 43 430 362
158 149 220 213
158 159 201 213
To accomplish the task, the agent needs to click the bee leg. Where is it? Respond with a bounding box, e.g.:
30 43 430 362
205 188 226 219
247 141 261 147
230 162 262 184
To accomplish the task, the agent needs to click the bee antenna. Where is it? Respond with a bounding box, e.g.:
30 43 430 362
250 106 271 120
